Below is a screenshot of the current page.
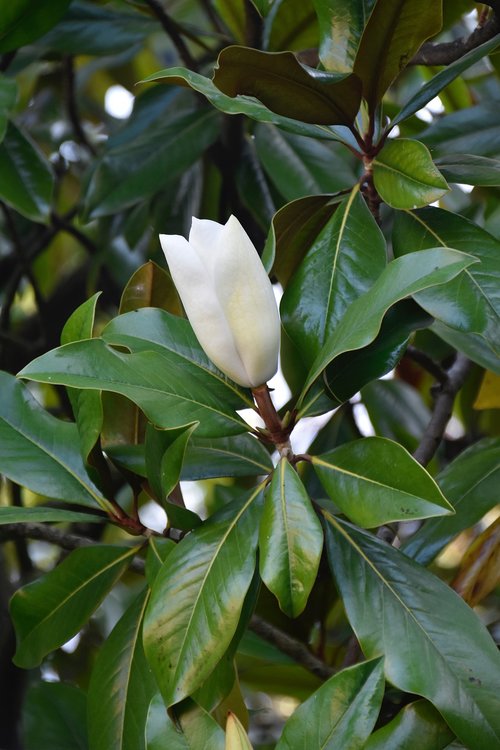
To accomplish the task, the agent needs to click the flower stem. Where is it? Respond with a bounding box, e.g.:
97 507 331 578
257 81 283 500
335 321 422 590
252 384 293 459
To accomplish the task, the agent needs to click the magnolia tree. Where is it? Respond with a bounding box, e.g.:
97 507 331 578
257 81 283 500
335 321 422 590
1 1 500 748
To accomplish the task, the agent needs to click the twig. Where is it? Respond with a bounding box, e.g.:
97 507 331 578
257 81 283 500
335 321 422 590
412 13 500 66
405 345 447 384
249 614 335 681
63 56 96 155
50 211 98 255
0 50 16 72
413 353 471 466
143 0 198 70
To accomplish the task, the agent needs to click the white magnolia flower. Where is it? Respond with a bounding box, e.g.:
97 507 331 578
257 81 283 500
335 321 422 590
160 215 280 388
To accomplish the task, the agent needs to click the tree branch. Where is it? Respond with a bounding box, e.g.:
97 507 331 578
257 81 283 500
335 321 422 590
143 0 198 70
405 345 447 384
413 353 472 466
249 614 335 681
412 13 500 66
63 56 96 155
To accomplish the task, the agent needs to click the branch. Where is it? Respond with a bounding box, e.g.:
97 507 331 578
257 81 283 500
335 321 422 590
405 345 447 384
249 614 335 681
412 12 500 66
143 0 198 70
63 56 96 156
413 353 472 466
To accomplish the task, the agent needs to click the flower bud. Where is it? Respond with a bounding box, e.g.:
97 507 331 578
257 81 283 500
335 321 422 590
159 215 280 388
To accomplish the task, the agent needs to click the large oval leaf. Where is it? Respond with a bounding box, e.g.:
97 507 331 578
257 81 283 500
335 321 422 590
0 0 71 52
324 515 500 749
143 488 263 705
313 0 376 74
313 437 453 527
276 658 384 750
11 545 137 668
364 700 454 750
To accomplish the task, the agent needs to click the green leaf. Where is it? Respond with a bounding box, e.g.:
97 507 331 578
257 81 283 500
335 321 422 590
276 658 385 750
435 154 500 186
391 33 500 128
299 248 476 409
401 438 500 566
141 68 340 141
372 139 449 210
85 108 220 218
119 261 182 316
146 695 226 750
212 46 362 126
264 0 318 52
364 699 454 750
392 207 500 355
312 0 376 73
225 712 253 750
183 434 273 480
88 589 157 750
431 322 500 375
146 537 176 587
22 681 87 750
143 487 263 706
353 0 442 112
11 545 137 668
0 121 54 222
0 0 71 52
0 507 105 525
419 101 500 158
18 339 249 439
259 458 323 617
281 188 386 365
324 515 500 750
0 74 17 142
313 437 453 527
146 694 188 750
0 371 111 511
146 423 199 507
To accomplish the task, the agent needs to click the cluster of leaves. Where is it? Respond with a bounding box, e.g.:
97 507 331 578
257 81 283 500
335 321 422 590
1 0 500 749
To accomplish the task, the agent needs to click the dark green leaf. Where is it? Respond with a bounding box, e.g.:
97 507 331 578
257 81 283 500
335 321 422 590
353 0 442 112
264 0 318 52
0 507 105 525
312 0 376 73
391 33 500 128
298 248 476 410
11 545 137 668
22 682 87 750
431 322 500 375
0 0 71 52
0 121 54 222
146 537 176 587
0 74 17 142
259 458 323 617
373 139 449 210
85 108 220 218
18 339 249 439
146 423 198 507
119 261 182 316
435 154 500 186
281 188 386 365
276 658 384 749
313 437 452 527
182 434 273 480
143 487 263 706
419 101 500 157
325 515 500 750
0 371 111 511
212 46 362 126
402 438 500 566
88 589 157 750
364 700 454 750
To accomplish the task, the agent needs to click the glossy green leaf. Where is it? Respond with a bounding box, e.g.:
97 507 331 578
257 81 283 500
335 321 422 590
364 700 454 750
313 0 376 73
299 248 476 408
263 193 343 283
18 339 249 439
182 434 273 480
85 108 220 218
0 0 71 52
146 538 176 587
0 507 105 525
276 658 384 750
146 694 188 750
37 1 156 55
141 68 341 142
264 0 318 52
372 139 449 210
313 437 452 527
11 545 137 668
324 515 500 750
119 261 182 316
143 488 263 706
88 589 157 750
281 188 386 365
402 438 500 566
212 46 362 126
22 681 87 750
0 121 54 222
0 74 17 142
435 154 500 186
419 101 500 158
353 0 442 112
431 322 500 375
391 33 500 128
0 371 111 511
259 458 323 617
392 207 500 355
225 713 253 750
146 695 226 750
146 423 198 507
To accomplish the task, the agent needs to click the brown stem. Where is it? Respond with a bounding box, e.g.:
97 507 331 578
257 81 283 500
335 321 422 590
252 385 293 458
143 0 198 70
411 12 500 66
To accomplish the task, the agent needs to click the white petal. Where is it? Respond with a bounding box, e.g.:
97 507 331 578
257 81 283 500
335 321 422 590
188 217 225 277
